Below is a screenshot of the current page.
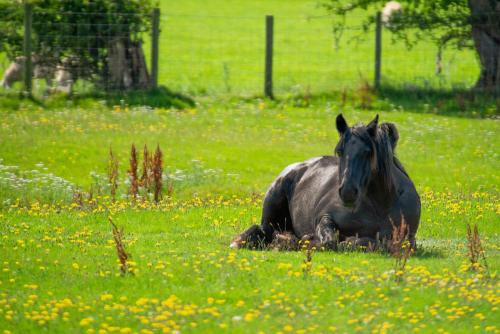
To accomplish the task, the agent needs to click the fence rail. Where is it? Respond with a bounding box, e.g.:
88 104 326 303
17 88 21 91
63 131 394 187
0 6 482 98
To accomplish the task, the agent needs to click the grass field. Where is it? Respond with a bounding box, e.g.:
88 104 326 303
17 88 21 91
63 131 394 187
1 0 500 333
155 0 480 95
0 98 499 333
0 194 498 334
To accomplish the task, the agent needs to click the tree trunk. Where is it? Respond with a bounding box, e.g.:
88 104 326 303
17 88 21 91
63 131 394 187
468 0 500 91
129 41 150 89
108 40 133 90
107 38 150 91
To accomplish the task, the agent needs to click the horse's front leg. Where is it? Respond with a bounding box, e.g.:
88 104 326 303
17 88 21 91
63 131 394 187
230 225 268 249
339 236 378 252
314 216 339 250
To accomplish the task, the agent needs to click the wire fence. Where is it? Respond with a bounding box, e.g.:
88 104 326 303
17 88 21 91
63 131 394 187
159 13 480 96
0 5 156 96
0 7 483 98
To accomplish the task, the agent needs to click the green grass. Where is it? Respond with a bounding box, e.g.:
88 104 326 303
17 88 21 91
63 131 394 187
152 0 480 96
0 98 499 333
0 195 498 333
0 98 498 197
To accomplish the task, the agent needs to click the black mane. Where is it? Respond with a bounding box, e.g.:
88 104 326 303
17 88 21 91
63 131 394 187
339 123 396 193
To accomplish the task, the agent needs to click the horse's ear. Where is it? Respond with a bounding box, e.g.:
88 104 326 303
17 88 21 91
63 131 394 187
336 114 348 134
381 122 399 150
366 114 379 137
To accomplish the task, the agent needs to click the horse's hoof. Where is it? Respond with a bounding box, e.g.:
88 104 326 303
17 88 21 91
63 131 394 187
322 240 338 251
230 235 243 249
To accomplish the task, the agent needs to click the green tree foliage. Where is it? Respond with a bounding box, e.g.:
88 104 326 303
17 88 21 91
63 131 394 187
0 1 24 58
324 0 500 90
0 0 155 89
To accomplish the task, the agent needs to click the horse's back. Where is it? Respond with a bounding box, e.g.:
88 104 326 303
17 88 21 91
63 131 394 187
278 156 340 237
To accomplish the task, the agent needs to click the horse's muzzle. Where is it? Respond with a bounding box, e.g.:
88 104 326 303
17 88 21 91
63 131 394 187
339 184 358 207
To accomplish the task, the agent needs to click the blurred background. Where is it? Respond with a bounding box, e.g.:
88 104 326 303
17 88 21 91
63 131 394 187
1 0 494 99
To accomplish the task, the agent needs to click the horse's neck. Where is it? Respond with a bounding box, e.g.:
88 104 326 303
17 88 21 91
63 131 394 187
366 167 397 211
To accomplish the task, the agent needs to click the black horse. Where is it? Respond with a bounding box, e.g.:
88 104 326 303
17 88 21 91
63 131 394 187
231 114 420 250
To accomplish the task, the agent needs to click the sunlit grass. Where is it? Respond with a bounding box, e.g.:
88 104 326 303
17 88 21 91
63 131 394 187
154 0 480 96
0 99 498 332
0 191 498 333
0 99 498 196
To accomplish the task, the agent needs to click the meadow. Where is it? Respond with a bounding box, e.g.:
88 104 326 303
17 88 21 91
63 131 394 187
155 0 480 95
0 97 499 333
0 0 499 333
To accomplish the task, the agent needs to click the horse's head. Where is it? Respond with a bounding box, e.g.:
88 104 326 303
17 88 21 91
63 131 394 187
335 114 399 207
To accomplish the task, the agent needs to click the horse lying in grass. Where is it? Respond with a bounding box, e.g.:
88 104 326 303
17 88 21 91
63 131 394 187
231 114 420 251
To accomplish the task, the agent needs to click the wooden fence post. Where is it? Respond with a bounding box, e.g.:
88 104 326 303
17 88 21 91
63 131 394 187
374 11 382 90
264 15 274 99
23 3 33 96
151 7 160 89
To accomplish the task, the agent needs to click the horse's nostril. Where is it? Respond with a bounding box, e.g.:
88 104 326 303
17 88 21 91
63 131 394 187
339 184 358 206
